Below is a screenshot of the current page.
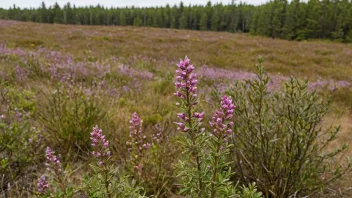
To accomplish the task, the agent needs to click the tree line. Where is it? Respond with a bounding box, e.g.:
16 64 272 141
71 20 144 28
1 0 352 42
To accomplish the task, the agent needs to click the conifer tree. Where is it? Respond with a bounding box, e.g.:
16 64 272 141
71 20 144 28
200 12 208 31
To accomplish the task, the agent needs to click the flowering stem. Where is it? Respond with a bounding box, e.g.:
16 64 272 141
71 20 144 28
45 147 65 195
174 56 206 197
186 91 203 197
209 95 236 197
128 112 151 179
90 126 112 197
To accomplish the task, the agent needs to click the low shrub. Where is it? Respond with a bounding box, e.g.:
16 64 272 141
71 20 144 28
225 57 350 197
0 80 43 196
37 84 106 159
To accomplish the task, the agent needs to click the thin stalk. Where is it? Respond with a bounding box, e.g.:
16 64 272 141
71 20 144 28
104 167 111 198
186 88 203 198
54 168 66 195
210 135 222 198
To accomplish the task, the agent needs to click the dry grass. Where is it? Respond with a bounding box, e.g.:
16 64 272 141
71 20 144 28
311 113 352 197
1 20 352 81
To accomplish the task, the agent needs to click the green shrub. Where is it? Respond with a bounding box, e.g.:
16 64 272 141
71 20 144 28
14 39 44 48
38 85 106 159
225 58 350 197
0 81 42 196
83 167 145 198
239 183 263 198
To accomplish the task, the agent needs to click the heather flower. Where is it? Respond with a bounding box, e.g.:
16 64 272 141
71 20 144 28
209 95 236 139
15 65 28 82
44 147 66 194
45 147 62 173
119 64 153 80
127 112 151 176
37 175 49 194
127 112 151 157
90 126 111 166
152 123 164 143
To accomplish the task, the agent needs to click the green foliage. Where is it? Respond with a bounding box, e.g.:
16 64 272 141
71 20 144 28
175 99 262 198
83 165 145 198
225 57 350 197
178 13 187 29
143 135 177 197
14 39 44 48
0 81 42 195
38 85 106 158
176 133 210 197
144 114 163 125
174 57 260 198
200 12 208 31
330 87 352 111
239 183 263 198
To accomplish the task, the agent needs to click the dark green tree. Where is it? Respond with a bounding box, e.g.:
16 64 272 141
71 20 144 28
200 12 208 31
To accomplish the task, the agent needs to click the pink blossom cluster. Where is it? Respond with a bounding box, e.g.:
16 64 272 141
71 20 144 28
90 126 111 166
127 112 151 157
175 111 205 132
45 147 62 172
37 175 49 194
174 56 198 99
174 57 205 132
210 95 236 139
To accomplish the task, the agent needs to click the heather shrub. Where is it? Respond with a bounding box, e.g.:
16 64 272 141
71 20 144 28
37 84 106 159
154 76 174 96
131 120 178 197
224 57 350 197
0 81 42 196
0 121 40 196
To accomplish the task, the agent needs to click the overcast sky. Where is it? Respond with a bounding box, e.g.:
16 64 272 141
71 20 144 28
1 0 268 9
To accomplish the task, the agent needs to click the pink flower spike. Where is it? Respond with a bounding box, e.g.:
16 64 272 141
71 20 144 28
90 126 110 165
128 112 151 158
210 95 236 139
37 175 49 194
45 147 62 173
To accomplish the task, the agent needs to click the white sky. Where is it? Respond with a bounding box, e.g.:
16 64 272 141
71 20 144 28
0 0 268 9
